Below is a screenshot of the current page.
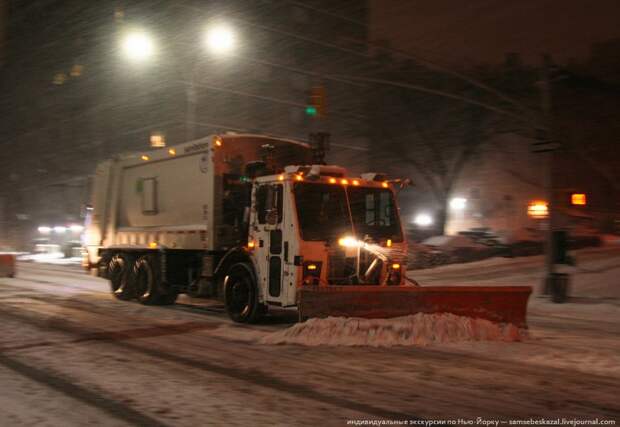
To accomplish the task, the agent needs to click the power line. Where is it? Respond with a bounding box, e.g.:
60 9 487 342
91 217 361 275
187 80 368 121
271 0 366 27
348 37 536 115
337 75 535 125
264 0 536 115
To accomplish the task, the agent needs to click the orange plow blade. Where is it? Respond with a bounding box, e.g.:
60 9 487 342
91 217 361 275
297 285 532 328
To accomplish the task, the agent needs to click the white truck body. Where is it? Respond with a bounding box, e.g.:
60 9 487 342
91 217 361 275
86 133 408 320
85 134 312 261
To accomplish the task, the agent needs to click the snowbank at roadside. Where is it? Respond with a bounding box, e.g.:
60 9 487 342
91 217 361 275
261 313 527 347
16 253 82 265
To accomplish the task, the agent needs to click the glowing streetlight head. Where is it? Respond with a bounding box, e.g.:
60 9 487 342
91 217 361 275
121 31 154 61
204 24 235 54
450 197 467 210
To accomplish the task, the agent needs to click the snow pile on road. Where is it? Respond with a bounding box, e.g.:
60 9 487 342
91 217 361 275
261 313 527 347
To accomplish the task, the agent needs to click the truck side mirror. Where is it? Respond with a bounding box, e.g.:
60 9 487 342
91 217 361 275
391 178 413 193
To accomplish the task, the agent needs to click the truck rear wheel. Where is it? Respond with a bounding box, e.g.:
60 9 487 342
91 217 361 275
108 254 134 300
134 255 178 305
224 262 263 323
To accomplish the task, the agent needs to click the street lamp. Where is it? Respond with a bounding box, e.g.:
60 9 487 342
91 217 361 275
413 213 433 227
204 24 235 54
121 31 155 62
118 24 237 143
449 197 467 210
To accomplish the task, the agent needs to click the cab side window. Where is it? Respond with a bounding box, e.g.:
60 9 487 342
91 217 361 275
256 185 269 224
256 184 283 224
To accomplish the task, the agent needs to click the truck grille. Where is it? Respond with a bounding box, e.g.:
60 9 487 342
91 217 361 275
327 247 356 285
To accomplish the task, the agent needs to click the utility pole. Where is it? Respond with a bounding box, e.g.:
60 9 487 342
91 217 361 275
540 55 554 294
0 0 6 68
186 82 197 142
537 54 568 299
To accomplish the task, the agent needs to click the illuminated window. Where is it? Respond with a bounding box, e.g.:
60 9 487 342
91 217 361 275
571 193 586 206
527 200 548 218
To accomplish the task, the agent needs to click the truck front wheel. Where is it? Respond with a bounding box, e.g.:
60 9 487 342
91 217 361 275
134 255 178 305
224 263 263 323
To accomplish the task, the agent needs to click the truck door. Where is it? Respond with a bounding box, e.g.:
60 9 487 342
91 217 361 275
254 182 289 305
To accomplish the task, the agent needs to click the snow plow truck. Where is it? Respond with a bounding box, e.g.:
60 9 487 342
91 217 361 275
83 134 531 326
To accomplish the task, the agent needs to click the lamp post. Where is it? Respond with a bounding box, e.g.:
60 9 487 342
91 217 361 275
119 24 237 142
184 24 236 141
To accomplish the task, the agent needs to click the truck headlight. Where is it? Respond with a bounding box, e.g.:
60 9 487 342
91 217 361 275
338 236 361 248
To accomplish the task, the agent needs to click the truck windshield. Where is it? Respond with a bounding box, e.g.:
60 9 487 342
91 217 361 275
294 182 402 242
293 183 352 241
347 187 402 242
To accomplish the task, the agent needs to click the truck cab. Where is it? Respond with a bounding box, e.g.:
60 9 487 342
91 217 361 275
225 164 407 322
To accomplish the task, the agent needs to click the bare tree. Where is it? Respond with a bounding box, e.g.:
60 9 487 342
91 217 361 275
370 79 492 234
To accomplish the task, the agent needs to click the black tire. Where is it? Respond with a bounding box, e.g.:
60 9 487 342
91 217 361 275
134 254 178 305
108 254 134 300
224 262 263 323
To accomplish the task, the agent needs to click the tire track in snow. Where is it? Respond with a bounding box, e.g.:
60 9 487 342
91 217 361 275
4 265 619 418
0 352 171 427
0 307 423 422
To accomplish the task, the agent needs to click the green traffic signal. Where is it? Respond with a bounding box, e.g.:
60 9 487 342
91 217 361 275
305 105 317 116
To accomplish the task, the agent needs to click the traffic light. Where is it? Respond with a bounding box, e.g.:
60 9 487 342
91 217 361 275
309 132 330 164
307 86 326 118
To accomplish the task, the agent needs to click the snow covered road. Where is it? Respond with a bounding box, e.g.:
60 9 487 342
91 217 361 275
0 257 618 426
